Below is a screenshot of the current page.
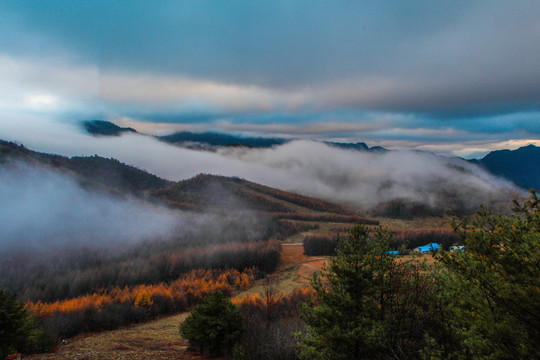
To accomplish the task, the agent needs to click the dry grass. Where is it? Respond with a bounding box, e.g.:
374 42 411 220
280 243 327 284
277 244 327 287
396 254 437 266
25 313 207 360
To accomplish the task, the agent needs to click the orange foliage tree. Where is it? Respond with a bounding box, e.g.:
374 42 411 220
27 268 256 338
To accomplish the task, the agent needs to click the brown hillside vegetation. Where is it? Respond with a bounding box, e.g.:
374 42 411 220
151 173 366 218
23 234 447 360
23 244 326 360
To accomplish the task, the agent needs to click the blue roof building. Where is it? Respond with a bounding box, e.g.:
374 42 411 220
414 243 441 253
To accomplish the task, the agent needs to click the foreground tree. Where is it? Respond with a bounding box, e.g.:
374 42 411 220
0 289 55 358
297 224 457 360
0 288 34 357
437 191 540 359
180 291 244 357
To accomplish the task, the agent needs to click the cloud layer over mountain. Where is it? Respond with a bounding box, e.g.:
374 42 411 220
0 117 520 214
0 164 181 252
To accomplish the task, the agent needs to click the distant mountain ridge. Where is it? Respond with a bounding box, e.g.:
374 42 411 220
159 131 388 152
79 121 538 190
83 120 137 136
159 131 286 148
326 141 388 152
470 144 539 190
81 120 388 152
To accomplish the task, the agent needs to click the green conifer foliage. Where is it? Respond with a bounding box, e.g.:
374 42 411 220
0 288 54 358
180 291 244 357
297 224 452 360
438 191 540 359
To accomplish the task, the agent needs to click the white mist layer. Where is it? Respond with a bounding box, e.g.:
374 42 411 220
0 116 520 210
0 164 182 252
218 141 519 208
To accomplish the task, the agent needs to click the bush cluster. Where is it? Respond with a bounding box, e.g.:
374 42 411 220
303 234 338 256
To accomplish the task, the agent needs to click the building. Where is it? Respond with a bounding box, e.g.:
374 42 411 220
414 243 441 253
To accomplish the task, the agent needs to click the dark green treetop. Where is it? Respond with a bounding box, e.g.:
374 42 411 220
180 291 244 357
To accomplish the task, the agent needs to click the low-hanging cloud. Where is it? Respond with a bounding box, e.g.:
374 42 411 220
0 116 522 216
218 141 520 210
0 164 182 253
0 159 275 300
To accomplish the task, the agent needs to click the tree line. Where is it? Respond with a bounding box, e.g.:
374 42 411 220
28 268 255 339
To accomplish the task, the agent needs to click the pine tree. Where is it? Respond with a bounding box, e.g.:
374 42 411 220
180 291 244 357
297 224 454 360
437 191 540 359
0 288 53 358
297 224 387 360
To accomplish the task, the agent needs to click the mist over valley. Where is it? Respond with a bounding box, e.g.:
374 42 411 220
1 2 538 356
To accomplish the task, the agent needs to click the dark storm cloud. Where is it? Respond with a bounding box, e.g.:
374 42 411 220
1 0 539 117
0 1 466 84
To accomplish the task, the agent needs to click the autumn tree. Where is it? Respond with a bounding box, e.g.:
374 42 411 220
180 291 244 357
134 290 153 315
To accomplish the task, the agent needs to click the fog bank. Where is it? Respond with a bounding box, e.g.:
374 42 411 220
0 116 521 212
0 164 181 252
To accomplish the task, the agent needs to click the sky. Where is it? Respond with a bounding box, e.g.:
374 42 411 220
0 0 539 158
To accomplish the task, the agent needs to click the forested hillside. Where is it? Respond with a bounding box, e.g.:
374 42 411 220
0 140 170 194
0 140 378 344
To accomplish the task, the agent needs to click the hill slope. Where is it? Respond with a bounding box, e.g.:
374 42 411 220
151 173 358 215
0 139 371 219
0 140 170 194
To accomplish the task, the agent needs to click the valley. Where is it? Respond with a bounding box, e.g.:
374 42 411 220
1 4 538 358
0 139 536 359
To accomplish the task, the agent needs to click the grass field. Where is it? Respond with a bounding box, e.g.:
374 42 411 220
25 313 200 360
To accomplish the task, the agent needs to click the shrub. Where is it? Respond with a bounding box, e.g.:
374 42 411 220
303 234 337 256
0 289 55 358
234 287 314 360
180 291 244 357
